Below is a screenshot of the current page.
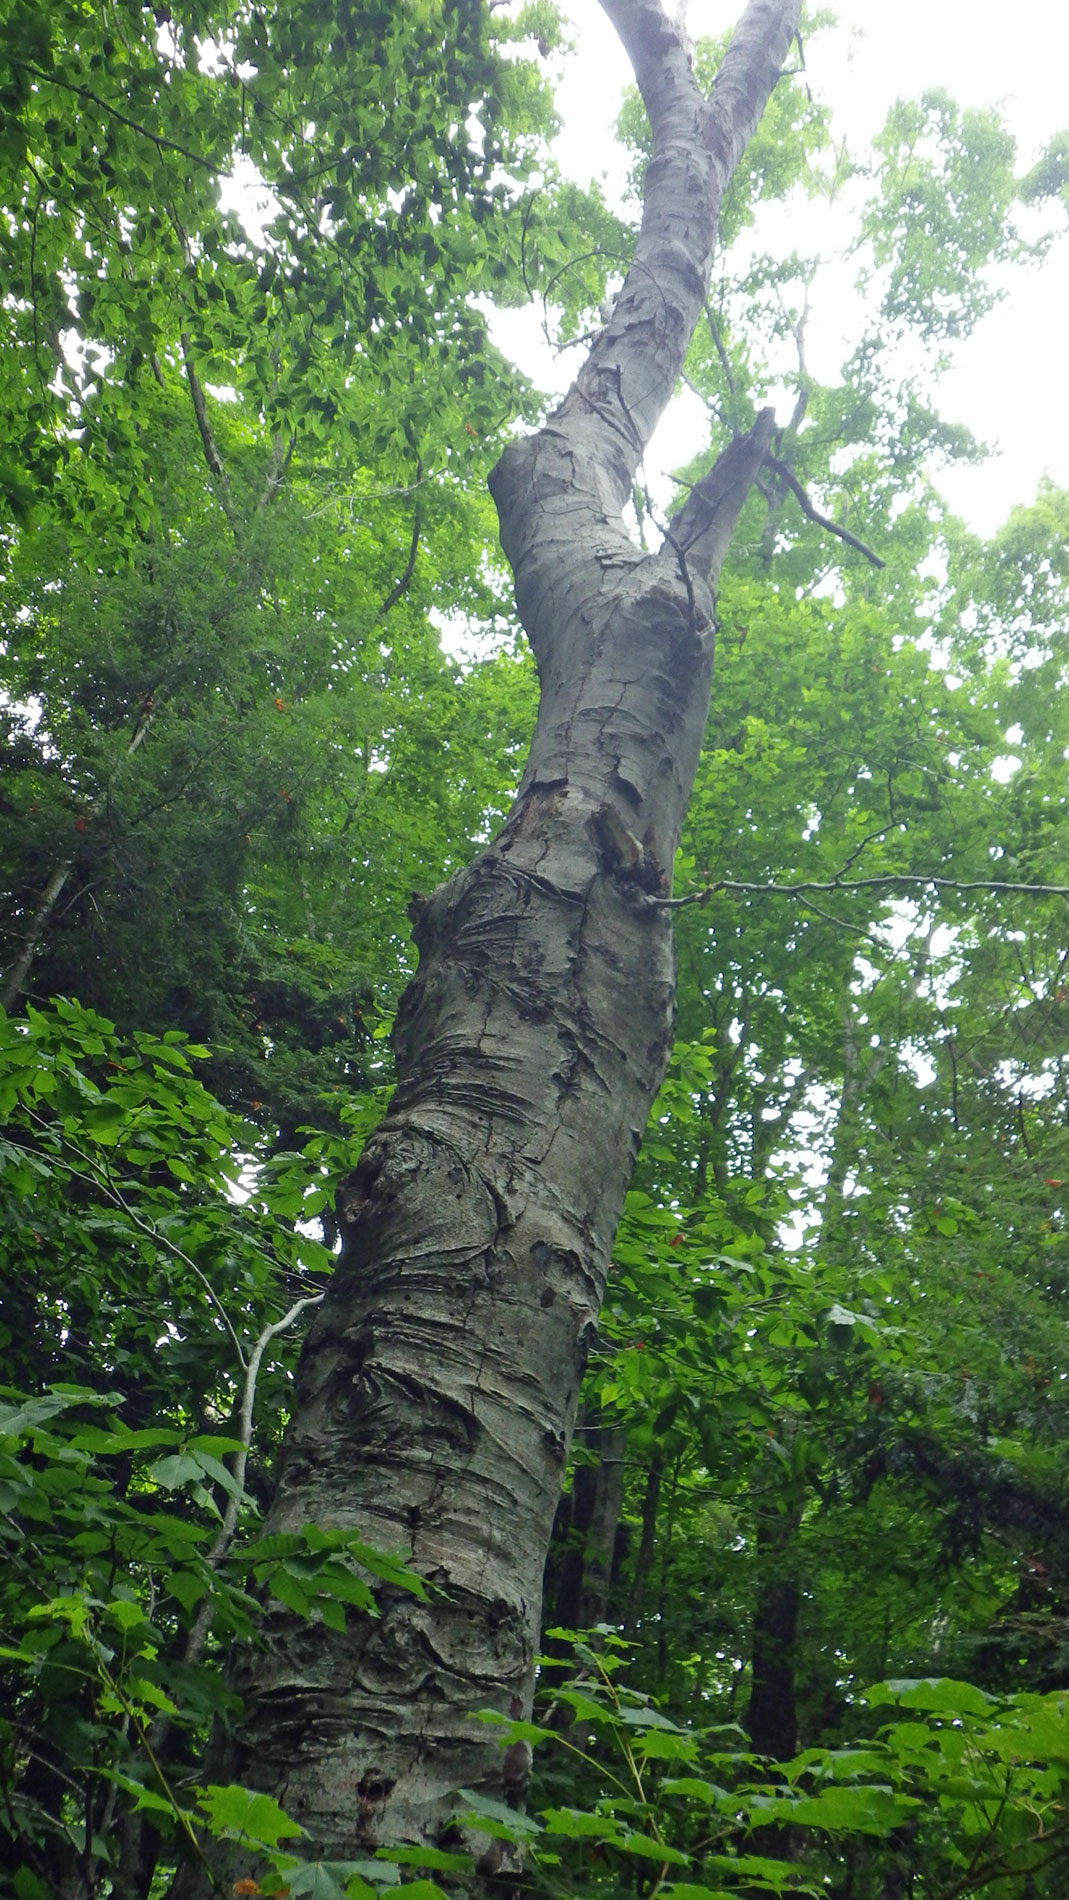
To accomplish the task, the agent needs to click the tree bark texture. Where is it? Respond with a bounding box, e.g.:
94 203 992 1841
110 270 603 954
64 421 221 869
213 0 801 1875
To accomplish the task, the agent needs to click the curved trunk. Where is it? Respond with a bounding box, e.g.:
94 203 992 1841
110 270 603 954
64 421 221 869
195 0 800 1880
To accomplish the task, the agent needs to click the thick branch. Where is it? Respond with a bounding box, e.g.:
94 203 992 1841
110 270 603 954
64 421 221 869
491 0 799 650
255 430 297 516
668 409 776 580
766 452 885 568
376 501 422 619
582 0 799 481
181 335 234 507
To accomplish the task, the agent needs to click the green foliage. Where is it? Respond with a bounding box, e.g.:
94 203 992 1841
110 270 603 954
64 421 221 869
862 91 1020 342
0 477 537 1130
463 1639 1069 1898
1020 131 1069 214
0 0 560 530
0 1003 438 1898
544 64 1069 1860
0 0 557 1137
4 7 1069 1897
0 997 330 1405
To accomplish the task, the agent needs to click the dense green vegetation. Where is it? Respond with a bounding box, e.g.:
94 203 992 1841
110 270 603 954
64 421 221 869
2 2 1069 1896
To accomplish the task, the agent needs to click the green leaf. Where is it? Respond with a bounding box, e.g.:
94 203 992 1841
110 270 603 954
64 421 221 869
540 1808 624 1842
105 1597 146 1631
755 1783 918 1836
191 1450 243 1498
147 1454 205 1489
375 1846 472 1870
615 1702 684 1730
240 1532 305 1562
621 1830 689 1864
661 1777 729 1805
868 1679 994 1717
660 1887 736 1900
13 1869 51 1900
633 1730 700 1762
272 1861 376 1899
127 1676 179 1714
703 1855 822 1894
268 1568 313 1618
456 1790 541 1836
197 1783 306 1847
473 1712 548 1746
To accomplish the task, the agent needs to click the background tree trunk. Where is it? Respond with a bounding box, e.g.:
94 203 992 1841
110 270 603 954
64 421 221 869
546 1409 627 1634
198 0 801 1878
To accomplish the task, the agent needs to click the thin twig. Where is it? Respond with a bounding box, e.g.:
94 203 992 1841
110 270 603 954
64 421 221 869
181 1292 324 1668
255 430 297 516
8 59 226 177
702 297 739 404
831 822 899 881
653 874 1069 911
793 895 886 945
180 334 236 516
928 1816 1069 1900
17 1120 247 1365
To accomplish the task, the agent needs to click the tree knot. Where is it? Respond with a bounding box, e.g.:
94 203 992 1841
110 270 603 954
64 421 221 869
591 802 668 895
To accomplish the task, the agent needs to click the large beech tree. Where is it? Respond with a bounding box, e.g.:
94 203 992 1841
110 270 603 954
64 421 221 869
203 0 802 1874
7 11 1069 1893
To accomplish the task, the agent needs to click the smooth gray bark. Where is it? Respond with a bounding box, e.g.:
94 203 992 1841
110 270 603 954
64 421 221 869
1 861 72 1012
203 0 801 1880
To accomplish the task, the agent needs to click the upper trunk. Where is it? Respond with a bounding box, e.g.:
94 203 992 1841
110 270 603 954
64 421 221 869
194 0 801 1883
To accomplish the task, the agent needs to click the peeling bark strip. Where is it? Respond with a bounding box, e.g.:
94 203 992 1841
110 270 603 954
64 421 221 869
210 0 800 1877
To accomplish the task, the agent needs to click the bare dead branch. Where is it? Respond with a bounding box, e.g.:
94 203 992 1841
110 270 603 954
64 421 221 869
654 873 1069 910
182 1291 325 1668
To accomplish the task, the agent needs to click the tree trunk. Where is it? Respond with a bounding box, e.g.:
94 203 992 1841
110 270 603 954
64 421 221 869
1 860 72 1012
196 0 800 1877
547 1410 627 1634
747 1501 802 1762
626 1449 663 1629
745 1497 803 1877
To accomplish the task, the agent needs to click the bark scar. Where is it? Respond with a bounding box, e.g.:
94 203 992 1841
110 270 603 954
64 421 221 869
591 801 668 895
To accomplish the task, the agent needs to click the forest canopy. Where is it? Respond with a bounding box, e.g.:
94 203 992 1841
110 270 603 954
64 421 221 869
2 2 1069 1898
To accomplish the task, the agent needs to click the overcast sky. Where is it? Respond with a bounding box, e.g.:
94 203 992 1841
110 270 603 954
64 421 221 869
526 0 1069 537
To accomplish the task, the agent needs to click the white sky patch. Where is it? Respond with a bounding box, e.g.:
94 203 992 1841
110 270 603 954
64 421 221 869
218 153 281 247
